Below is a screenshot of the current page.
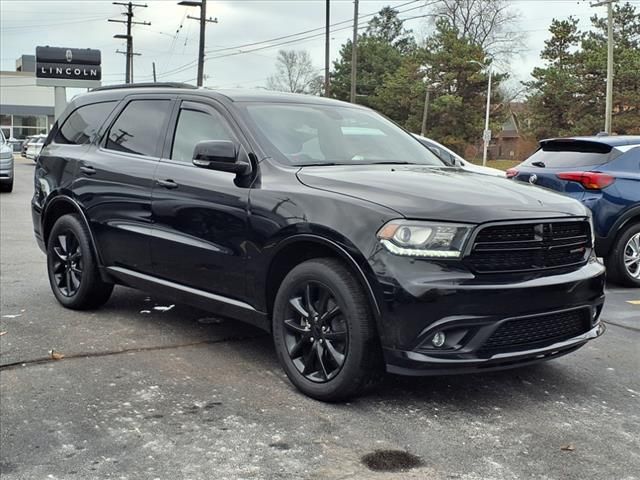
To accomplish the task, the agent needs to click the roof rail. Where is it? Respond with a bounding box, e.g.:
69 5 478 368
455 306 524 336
90 82 198 92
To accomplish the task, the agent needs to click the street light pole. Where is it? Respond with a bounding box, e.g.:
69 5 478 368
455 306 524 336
421 87 430 137
482 65 492 167
591 0 617 134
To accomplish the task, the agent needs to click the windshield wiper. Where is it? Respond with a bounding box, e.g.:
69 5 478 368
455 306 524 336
368 161 414 165
297 162 338 167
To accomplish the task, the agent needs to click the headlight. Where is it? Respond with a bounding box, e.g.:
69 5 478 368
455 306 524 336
377 220 473 258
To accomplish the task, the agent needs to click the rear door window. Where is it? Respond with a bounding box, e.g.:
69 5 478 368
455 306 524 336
55 101 117 145
106 100 172 157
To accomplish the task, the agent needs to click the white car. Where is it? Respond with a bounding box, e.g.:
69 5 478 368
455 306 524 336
413 134 505 177
26 134 47 161
0 130 14 192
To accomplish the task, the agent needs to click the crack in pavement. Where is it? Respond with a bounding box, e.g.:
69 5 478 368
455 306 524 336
0 333 268 371
602 319 640 333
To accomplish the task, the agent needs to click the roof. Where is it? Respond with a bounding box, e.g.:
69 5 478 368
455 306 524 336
84 83 357 107
541 136 640 147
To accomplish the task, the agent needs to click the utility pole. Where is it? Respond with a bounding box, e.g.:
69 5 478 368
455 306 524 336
591 0 618 134
324 0 330 97
109 2 150 84
350 0 359 103
152 62 157 82
179 0 218 87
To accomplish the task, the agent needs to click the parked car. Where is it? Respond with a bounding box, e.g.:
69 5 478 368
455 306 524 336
0 129 14 192
21 135 36 157
32 84 605 401
25 134 47 161
508 136 640 287
413 134 505 177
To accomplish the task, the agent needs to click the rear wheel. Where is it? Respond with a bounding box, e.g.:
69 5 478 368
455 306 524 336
606 223 640 287
0 180 13 192
272 258 383 401
47 214 114 309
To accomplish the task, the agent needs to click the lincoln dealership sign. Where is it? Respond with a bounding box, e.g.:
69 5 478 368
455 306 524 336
35 46 102 88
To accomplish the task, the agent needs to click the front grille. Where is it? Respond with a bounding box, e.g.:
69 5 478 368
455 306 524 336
479 309 590 355
466 220 591 273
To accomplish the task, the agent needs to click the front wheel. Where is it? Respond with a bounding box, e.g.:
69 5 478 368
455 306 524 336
606 223 640 287
47 214 114 309
272 258 383 401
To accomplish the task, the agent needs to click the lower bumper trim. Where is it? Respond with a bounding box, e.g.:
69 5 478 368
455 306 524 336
384 323 605 376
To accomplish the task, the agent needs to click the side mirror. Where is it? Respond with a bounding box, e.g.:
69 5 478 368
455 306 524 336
192 140 252 176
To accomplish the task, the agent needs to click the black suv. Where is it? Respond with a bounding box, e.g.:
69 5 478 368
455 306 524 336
32 84 605 401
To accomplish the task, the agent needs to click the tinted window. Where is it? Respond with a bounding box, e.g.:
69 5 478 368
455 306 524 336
55 101 117 145
241 103 443 167
171 108 234 162
106 100 172 157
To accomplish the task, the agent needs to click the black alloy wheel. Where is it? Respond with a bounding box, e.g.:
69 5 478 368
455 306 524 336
283 281 348 382
51 230 84 297
47 214 114 309
272 258 383 401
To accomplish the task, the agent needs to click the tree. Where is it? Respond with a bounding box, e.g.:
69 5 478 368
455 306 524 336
371 20 506 154
524 18 582 138
428 0 524 61
266 49 322 95
525 3 640 137
365 6 417 54
330 7 415 104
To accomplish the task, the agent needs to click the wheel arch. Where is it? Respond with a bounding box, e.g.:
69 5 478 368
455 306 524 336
598 204 640 257
264 234 382 328
42 195 103 266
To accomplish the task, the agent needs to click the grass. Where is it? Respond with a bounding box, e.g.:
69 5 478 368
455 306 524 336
469 159 521 171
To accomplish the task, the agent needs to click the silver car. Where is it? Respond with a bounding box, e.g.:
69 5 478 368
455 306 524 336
0 130 14 192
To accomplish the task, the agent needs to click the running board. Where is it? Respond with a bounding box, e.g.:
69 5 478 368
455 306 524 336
106 266 269 331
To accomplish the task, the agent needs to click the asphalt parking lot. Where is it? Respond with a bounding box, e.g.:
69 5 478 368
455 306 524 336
1 155 639 480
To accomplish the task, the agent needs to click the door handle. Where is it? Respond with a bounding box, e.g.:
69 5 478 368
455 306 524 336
156 179 178 189
79 165 96 176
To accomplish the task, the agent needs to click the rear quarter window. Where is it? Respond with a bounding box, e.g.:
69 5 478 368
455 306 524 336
55 101 117 145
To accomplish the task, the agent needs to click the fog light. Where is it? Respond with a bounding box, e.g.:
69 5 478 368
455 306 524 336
431 331 446 348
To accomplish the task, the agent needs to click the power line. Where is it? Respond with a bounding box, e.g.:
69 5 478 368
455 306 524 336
204 0 424 55
151 1 425 81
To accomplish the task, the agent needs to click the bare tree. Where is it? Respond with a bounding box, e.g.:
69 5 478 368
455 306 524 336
428 0 525 61
266 49 323 95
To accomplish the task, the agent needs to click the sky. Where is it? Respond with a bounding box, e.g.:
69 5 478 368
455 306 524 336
1 0 638 95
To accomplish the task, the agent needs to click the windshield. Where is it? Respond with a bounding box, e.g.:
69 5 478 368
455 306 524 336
240 102 444 167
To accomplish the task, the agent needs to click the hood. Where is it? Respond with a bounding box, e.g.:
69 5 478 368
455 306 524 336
461 163 505 177
297 165 588 223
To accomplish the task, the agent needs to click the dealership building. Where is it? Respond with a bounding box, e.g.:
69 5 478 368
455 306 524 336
1 55 55 144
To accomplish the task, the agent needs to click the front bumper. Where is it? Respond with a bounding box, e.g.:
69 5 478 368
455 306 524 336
370 251 606 375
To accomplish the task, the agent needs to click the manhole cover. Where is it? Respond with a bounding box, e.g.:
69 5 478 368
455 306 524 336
361 449 422 472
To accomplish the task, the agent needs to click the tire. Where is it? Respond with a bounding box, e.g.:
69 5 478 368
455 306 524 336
47 214 114 309
272 258 383 401
605 222 640 288
0 180 13 192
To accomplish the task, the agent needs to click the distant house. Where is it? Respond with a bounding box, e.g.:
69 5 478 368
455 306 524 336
488 102 537 161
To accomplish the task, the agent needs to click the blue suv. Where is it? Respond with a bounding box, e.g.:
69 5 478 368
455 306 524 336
508 136 640 287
